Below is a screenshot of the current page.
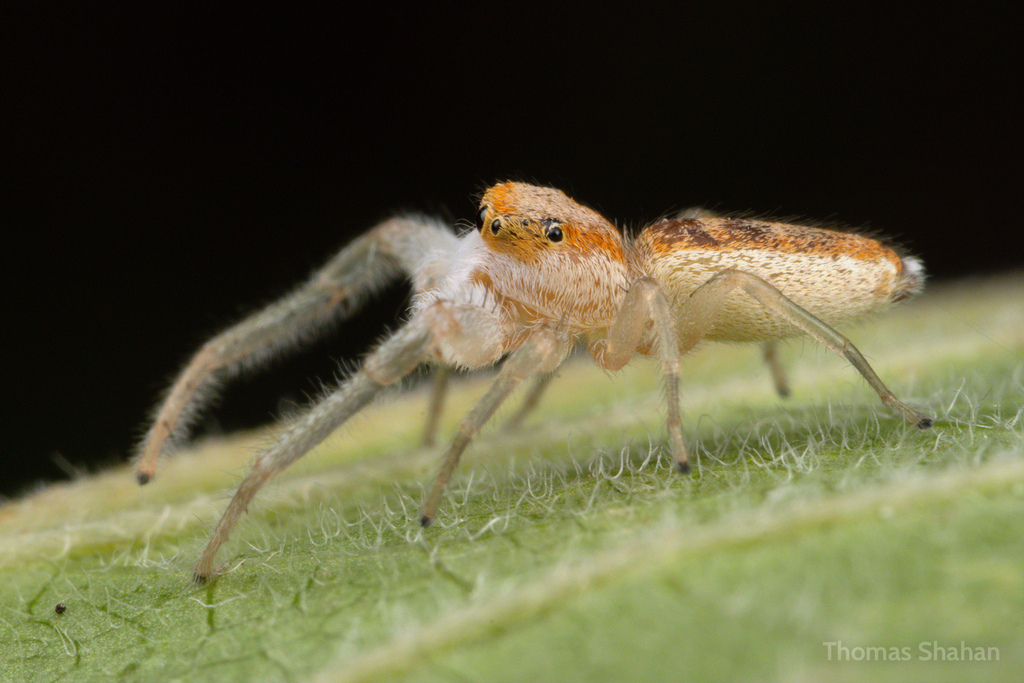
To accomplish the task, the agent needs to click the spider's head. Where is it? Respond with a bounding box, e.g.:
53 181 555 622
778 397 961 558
476 182 625 263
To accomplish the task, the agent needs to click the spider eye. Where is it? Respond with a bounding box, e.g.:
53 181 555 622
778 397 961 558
490 219 501 235
545 226 563 243
476 208 487 232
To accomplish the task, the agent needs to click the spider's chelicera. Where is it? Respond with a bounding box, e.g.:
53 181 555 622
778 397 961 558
133 181 931 582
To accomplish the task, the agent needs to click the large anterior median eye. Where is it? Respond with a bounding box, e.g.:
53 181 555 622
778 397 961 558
476 207 487 232
541 218 563 243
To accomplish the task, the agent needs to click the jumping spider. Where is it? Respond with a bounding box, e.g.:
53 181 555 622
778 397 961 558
134 181 931 581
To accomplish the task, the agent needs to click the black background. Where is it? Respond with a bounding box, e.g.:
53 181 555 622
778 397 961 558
4 7 1019 496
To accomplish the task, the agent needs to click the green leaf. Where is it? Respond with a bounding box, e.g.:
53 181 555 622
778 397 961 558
3 274 1023 682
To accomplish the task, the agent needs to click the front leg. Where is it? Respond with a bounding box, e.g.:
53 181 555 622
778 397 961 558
135 217 454 484
193 301 485 582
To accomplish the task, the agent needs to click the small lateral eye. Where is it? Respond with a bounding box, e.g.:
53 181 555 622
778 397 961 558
490 219 501 235
546 225 563 243
476 208 487 231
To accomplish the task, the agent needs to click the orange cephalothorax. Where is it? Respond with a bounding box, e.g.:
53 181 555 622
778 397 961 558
477 182 627 265
474 182 632 328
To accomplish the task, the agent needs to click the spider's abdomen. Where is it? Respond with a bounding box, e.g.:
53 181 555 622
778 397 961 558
635 217 923 342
